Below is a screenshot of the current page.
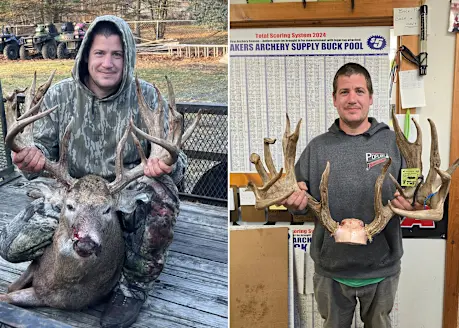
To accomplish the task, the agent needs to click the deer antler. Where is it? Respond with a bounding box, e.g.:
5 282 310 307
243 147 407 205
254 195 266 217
388 106 459 221
249 109 458 245
107 76 202 194
317 158 395 244
4 71 77 188
248 114 322 213
247 114 299 206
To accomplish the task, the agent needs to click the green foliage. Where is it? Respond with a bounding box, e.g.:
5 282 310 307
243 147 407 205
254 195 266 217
188 0 227 31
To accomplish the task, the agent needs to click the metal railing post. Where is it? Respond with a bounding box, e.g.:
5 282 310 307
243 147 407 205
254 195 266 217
0 80 15 178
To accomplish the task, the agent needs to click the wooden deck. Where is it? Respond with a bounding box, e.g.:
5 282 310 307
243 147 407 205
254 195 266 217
0 176 228 328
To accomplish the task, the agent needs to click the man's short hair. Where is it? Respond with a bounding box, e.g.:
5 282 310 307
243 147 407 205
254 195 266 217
332 62 373 96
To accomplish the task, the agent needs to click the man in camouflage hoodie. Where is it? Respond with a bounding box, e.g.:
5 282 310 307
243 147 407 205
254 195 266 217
0 15 185 328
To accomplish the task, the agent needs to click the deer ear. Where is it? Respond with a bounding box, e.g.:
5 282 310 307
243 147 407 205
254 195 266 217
25 177 65 208
115 182 150 214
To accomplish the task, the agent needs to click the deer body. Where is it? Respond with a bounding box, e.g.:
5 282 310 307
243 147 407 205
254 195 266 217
2 175 125 309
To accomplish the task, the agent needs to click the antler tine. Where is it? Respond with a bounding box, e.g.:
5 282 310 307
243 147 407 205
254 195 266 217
250 153 270 183
164 76 203 151
108 121 132 194
264 138 278 178
134 76 180 166
388 173 410 199
165 75 176 114
447 157 459 176
5 95 76 187
49 118 77 187
135 75 160 136
391 106 422 171
108 119 153 195
6 70 56 150
181 109 202 145
282 114 291 158
165 75 202 151
19 70 56 120
130 122 179 165
416 119 441 203
22 71 37 116
163 76 182 147
284 116 302 173
365 158 395 242
318 162 339 234
5 95 49 151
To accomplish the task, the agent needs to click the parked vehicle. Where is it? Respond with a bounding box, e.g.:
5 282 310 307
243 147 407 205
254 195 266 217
0 26 20 60
19 23 59 59
55 22 87 59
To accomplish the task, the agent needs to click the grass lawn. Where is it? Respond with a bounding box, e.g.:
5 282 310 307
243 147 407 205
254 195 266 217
0 55 228 104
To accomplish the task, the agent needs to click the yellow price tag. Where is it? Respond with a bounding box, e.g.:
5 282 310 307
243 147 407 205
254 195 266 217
268 204 287 211
401 168 421 187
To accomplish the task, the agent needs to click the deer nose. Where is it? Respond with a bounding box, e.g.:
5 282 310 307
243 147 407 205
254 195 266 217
73 236 102 257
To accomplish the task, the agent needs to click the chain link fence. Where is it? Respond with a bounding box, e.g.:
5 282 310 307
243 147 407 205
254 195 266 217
178 103 227 206
0 91 227 205
7 20 227 48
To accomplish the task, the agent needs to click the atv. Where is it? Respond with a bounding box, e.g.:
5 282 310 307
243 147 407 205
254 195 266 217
55 22 86 59
19 23 59 59
0 27 20 60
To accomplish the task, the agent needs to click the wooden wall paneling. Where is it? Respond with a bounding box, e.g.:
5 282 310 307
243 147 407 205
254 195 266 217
443 34 459 328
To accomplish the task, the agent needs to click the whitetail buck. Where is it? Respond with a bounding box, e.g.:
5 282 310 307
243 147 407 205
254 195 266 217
248 110 459 245
0 72 201 309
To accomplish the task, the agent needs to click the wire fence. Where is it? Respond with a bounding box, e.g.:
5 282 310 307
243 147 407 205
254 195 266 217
0 93 227 205
178 103 227 205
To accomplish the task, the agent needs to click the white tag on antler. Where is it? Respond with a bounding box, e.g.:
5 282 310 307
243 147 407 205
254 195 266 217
239 188 256 206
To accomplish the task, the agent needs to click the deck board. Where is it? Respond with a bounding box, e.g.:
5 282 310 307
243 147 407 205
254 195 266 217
0 176 228 328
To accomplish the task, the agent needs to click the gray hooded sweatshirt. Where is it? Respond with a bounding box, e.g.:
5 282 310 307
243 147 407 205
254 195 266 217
295 118 403 279
33 15 186 184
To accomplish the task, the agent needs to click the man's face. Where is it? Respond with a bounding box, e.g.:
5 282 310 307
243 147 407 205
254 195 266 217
87 34 123 98
333 74 373 129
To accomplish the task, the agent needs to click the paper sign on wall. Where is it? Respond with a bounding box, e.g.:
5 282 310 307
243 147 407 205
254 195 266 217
239 187 256 206
394 8 420 36
229 188 235 210
399 70 426 108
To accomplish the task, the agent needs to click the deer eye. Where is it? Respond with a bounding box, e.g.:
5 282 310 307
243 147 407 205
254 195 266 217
66 204 75 211
103 206 111 215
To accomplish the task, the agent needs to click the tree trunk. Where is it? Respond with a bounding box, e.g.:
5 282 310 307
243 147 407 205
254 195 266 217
135 0 141 43
157 0 168 39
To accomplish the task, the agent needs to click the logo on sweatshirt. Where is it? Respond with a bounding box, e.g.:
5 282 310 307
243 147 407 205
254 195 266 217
366 152 389 170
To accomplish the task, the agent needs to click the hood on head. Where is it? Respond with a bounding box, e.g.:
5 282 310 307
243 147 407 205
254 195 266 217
72 15 136 100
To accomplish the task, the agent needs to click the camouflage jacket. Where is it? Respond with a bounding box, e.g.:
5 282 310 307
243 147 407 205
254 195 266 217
32 15 186 185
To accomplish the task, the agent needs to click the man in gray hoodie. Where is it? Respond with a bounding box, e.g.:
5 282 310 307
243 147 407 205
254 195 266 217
0 16 185 328
283 63 420 327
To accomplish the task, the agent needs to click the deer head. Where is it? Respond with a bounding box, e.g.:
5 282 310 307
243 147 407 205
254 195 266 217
4 72 202 257
248 112 459 245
